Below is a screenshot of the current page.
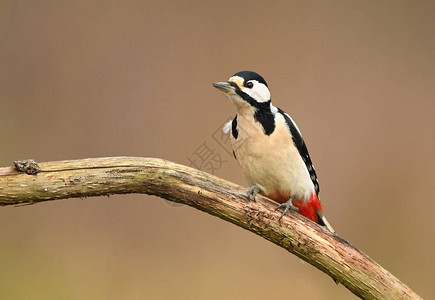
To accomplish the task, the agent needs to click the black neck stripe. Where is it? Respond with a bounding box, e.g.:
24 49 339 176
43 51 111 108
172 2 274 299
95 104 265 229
230 81 275 135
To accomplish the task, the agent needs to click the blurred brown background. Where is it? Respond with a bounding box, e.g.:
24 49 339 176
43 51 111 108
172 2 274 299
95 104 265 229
1 1 434 299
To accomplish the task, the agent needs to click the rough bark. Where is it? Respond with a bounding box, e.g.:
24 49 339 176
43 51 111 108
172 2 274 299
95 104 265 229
0 157 421 299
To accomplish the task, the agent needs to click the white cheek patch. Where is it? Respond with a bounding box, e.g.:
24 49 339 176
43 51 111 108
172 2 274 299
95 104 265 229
241 80 271 103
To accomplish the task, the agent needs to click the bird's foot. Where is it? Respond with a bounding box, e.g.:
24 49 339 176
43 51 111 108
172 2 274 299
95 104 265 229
275 198 299 220
247 185 261 201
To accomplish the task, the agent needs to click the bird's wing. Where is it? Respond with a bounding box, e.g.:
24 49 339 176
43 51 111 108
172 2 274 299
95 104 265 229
222 115 238 160
278 108 320 195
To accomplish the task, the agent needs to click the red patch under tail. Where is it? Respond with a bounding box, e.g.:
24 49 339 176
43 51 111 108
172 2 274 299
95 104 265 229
292 193 323 224
265 191 325 226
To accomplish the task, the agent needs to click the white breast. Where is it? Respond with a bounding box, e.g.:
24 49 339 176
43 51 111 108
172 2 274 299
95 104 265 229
232 111 314 201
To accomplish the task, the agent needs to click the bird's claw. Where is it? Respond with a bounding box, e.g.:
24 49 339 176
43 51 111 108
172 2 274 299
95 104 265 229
247 185 260 202
275 198 299 220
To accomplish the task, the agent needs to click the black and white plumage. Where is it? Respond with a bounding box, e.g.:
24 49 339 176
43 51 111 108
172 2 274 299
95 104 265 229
277 108 320 196
213 71 334 232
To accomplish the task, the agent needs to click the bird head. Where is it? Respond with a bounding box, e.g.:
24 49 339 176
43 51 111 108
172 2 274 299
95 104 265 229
213 71 271 110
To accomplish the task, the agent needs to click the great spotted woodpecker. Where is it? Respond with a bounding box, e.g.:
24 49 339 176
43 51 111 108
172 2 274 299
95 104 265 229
213 71 334 233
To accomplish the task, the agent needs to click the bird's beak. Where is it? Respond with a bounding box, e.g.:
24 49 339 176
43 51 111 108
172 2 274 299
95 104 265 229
213 82 234 94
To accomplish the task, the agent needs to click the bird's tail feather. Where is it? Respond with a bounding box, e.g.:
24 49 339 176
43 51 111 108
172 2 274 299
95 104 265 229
316 209 335 234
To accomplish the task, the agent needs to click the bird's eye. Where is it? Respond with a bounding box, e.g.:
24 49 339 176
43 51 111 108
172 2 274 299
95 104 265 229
246 81 254 88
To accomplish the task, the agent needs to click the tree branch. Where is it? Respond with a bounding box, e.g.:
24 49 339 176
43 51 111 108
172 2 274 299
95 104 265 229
0 157 420 299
